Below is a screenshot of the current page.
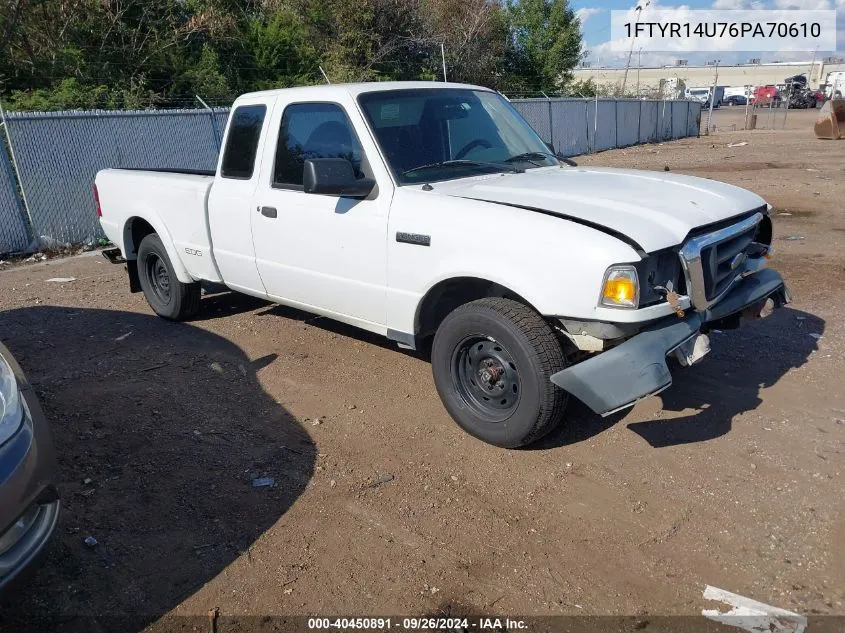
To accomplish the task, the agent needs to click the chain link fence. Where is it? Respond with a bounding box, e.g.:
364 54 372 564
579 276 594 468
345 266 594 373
0 108 227 251
0 98 701 255
512 98 701 156
0 133 32 255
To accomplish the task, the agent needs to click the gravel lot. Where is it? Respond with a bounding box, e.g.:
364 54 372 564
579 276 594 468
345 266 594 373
1 107 843 631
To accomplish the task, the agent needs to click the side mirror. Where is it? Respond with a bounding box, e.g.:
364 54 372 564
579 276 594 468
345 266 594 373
303 158 375 198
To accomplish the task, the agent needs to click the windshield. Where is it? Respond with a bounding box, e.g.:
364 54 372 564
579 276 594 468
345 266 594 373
358 88 558 185
690 89 709 96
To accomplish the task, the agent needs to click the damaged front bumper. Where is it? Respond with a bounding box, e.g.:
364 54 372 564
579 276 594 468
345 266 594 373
550 268 790 416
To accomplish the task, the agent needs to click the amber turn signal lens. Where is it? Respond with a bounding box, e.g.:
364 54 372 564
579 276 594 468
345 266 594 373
601 266 639 308
604 278 636 304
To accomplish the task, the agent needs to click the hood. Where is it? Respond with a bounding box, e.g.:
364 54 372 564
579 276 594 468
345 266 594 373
433 166 767 253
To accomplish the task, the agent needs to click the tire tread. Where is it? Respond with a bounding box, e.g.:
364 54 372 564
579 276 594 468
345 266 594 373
436 297 568 447
138 234 201 321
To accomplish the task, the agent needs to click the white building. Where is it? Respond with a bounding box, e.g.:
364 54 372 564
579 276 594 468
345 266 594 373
573 59 845 95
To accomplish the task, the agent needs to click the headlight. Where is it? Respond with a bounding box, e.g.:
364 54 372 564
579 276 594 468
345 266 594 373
0 355 24 446
600 265 639 309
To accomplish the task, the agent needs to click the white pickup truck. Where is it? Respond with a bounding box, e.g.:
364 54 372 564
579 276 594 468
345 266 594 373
95 81 789 448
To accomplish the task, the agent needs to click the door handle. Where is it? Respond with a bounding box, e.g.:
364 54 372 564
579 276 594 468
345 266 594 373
259 206 277 218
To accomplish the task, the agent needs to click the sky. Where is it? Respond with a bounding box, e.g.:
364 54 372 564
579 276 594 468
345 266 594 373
573 0 843 67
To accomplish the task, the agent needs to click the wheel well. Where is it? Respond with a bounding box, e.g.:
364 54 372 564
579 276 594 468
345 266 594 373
416 277 534 340
125 217 156 258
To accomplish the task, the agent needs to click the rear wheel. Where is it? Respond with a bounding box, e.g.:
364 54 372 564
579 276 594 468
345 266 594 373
431 298 568 448
137 233 201 321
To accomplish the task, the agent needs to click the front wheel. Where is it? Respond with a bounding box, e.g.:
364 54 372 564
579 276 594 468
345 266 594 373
137 233 201 321
431 298 568 448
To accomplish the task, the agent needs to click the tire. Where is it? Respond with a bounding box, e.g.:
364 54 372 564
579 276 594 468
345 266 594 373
137 233 201 321
431 298 568 448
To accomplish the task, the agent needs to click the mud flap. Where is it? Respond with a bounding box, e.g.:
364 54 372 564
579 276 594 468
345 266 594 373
127 260 142 293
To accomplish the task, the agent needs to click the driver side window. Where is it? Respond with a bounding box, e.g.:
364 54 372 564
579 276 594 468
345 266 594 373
273 102 365 190
445 102 504 159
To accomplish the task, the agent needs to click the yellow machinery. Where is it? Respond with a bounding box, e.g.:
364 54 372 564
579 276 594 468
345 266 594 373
814 99 845 139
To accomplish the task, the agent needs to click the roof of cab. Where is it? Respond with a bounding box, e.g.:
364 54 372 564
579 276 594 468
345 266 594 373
235 81 493 102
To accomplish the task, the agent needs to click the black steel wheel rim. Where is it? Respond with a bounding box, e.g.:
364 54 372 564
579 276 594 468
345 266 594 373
145 253 171 304
451 336 520 422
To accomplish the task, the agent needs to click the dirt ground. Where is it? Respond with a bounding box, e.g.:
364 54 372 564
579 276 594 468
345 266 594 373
1 107 843 631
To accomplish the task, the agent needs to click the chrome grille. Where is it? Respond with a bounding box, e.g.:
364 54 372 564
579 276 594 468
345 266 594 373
679 212 765 311
702 223 758 300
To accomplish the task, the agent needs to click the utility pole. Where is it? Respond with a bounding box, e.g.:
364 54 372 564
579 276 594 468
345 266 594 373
593 54 600 153
807 46 819 87
744 83 751 129
621 0 650 94
706 59 719 135
636 48 642 97
782 77 791 129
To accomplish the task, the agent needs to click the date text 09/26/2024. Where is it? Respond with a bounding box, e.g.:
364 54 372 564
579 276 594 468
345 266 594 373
307 617 528 630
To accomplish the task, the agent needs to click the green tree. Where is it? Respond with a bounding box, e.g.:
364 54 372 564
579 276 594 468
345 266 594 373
0 0 584 110
506 0 583 93
421 0 510 87
183 44 233 102
240 8 319 89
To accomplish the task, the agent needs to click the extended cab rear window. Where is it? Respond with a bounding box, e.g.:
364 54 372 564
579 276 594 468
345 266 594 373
272 102 365 189
221 105 267 179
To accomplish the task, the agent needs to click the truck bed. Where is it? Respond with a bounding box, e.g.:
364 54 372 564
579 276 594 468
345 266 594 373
95 168 221 283
122 167 216 177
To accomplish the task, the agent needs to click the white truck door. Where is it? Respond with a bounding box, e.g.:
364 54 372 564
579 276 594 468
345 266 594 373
251 97 391 332
208 100 274 295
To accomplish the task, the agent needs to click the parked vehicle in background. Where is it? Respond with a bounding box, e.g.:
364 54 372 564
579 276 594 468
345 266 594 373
773 75 820 109
724 85 751 106
752 85 779 107
95 81 790 448
686 86 723 108
0 342 59 590
659 77 686 99
822 71 845 100
724 86 751 100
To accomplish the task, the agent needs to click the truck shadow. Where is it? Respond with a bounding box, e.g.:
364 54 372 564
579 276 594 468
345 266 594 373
192 291 428 357
627 308 823 447
184 291 822 450
0 306 315 632
534 308 823 449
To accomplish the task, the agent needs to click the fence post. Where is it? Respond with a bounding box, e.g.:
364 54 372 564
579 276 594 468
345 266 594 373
583 100 589 155
547 96 555 153
196 95 222 151
687 101 693 137
0 129 32 252
0 101 37 249
615 100 619 149
637 99 643 145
